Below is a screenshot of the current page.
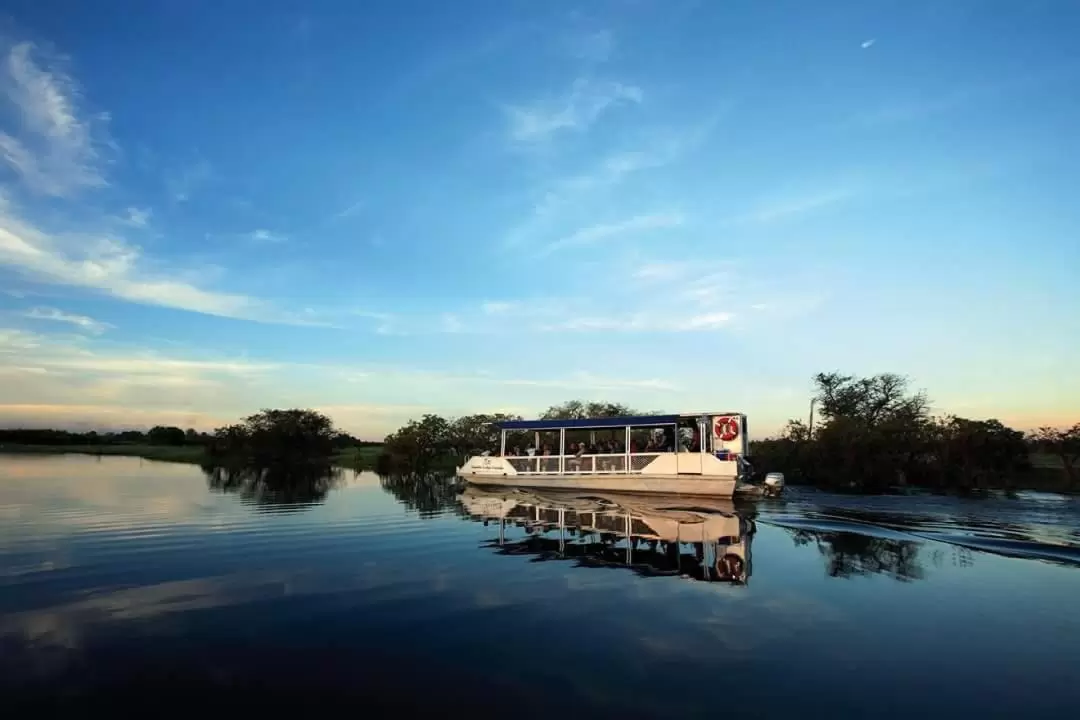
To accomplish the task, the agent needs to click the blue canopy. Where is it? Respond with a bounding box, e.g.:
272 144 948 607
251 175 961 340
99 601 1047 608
496 414 682 431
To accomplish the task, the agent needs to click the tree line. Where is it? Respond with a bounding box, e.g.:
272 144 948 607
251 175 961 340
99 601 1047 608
0 410 380 462
0 426 210 446
376 377 1078 493
751 372 1077 492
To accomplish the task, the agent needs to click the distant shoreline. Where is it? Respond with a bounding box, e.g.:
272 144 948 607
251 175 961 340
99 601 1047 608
0 444 381 469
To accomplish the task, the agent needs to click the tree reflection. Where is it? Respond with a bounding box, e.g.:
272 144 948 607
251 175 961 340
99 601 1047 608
379 472 460 517
203 463 343 509
788 528 924 581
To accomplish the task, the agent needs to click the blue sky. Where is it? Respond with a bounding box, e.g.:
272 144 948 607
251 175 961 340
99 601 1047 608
0 0 1077 439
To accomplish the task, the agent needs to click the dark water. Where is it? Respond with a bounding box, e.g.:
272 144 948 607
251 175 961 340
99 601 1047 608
2 456 1079 717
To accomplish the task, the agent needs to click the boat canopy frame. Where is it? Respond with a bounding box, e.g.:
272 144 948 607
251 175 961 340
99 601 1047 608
495 413 741 432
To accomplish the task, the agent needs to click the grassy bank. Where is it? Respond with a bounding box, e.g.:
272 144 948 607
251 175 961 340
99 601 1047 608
329 445 381 469
0 443 207 463
0 443 384 469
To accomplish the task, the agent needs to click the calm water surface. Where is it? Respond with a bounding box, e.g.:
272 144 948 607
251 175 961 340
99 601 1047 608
2 455 1079 716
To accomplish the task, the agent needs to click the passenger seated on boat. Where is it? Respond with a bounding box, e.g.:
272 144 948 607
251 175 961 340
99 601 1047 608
541 444 557 472
567 442 585 471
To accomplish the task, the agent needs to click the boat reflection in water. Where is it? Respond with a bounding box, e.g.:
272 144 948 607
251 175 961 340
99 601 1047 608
459 486 756 584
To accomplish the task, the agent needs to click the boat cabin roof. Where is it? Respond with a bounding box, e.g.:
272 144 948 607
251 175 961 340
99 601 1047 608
496 412 741 431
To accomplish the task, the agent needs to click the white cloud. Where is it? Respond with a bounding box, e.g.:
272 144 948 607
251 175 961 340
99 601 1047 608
565 30 614 63
0 329 683 436
248 228 287 244
122 207 151 227
441 313 464 333
166 159 212 203
0 329 283 430
675 312 733 330
541 211 683 255
501 132 706 251
539 310 733 333
861 39 876 49
633 261 694 282
0 203 259 319
0 42 108 196
736 188 853 224
506 77 643 143
481 301 514 315
22 306 111 334
0 327 40 352
494 372 675 392
333 199 364 220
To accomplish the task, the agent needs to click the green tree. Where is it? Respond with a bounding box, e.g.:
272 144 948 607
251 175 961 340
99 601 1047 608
447 413 522 463
1029 424 1080 489
148 425 186 446
379 414 452 475
207 409 338 465
806 372 931 490
540 400 641 420
927 416 1029 490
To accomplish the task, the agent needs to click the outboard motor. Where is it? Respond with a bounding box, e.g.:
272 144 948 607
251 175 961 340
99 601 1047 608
763 472 785 497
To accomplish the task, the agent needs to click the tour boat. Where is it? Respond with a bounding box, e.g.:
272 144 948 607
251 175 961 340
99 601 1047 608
455 412 784 498
458 486 756 584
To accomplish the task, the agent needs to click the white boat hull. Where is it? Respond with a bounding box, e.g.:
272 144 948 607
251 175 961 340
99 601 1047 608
457 472 738 497
457 451 754 498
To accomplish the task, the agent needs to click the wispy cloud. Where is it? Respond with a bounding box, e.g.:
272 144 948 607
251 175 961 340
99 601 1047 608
121 207 151 227
332 199 364 220
0 42 109 196
564 29 614 63
735 188 853 224
247 228 287 244
541 211 683 255
0 202 258 319
501 119 718 250
22 306 111 334
861 39 876 49
0 329 286 432
481 301 514 315
632 261 699 282
506 77 643 143
0 329 680 435
539 311 733 333
166 158 213 203
336 365 679 393
440 313 464 333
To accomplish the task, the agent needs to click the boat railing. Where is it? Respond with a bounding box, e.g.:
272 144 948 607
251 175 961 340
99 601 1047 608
504 452 663 475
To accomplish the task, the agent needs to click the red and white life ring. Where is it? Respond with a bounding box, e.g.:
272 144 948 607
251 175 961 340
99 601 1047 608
714 416 739 442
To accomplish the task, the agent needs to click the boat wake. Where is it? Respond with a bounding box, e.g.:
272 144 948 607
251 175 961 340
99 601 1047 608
759 489 1080 568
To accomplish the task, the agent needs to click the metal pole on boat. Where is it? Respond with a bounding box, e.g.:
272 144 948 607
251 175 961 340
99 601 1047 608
559 427 566 474
500 429 506 457
676 523 680 574
698 417 706 474
624 425 631 473
559 509 565 554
